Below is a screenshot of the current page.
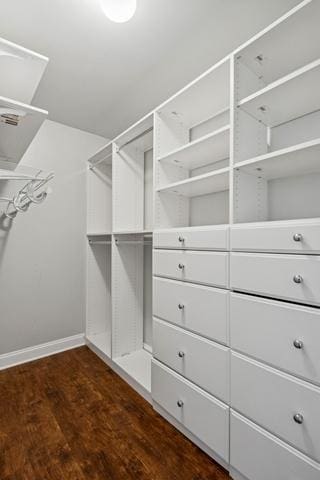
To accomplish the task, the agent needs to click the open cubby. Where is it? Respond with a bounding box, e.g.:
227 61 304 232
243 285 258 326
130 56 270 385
87 143 112 235
86 236 112 357
113 115 154 234
235 0 320 100
112 234 153 393
154 59 230 229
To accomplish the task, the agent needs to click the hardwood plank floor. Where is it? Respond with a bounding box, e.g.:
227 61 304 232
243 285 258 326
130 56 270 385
0 347 229 480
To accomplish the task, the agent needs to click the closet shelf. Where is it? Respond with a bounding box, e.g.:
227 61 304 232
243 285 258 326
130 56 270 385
234 138 320 180
87 232 112 237
158 58 230 128
88 142 113 169
157 167 229 197
157 125 230 170
0 96 48 163
238 58 320 127
0 36 48 104
234 0 319 87
114 349 152 393
113 229 153 235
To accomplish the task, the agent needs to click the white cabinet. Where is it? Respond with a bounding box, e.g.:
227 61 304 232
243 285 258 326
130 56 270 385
153 277 228 344
230 252 320 306
230 411 320 480
153 318 229 402
154 226 229 250
154 249 229 287
230 293 320 385
152 359 229 461
231 352 320 462
231 219 320 254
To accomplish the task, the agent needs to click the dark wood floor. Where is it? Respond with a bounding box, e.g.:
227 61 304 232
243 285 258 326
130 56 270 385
0 346 229 480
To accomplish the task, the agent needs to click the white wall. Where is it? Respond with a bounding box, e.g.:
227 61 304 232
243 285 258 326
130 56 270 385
0 120 106 355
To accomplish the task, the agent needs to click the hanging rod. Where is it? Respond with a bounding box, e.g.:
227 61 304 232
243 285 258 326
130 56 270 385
115 239 153 245
117 126 153 152
89 240 112 245
89 151 113 170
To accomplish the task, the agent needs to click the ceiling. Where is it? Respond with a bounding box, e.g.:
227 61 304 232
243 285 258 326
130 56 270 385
0 0 300 139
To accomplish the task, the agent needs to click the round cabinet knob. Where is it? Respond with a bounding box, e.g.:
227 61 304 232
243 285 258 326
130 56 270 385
178 263 185 270
293 413 304 424
178 236 185 243
293 339 303 349
293 274 303 284
178 303 184 310
178 351 185 358
177 400 184 408
293 233 303 242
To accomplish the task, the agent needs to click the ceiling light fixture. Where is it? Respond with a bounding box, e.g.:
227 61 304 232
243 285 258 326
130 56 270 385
100 0 137 23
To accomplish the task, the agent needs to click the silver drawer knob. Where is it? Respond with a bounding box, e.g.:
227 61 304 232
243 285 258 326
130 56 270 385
178 303 184 310
178 351 185 358
293 274 303 284
178 236 185 243
293 413 304 424
178 263 185 270
177 400 184 408
293 339 303 349
293 233 303 242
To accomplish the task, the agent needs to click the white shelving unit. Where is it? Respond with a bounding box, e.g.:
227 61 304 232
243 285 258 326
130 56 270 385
85 2 320 477
157 125 230 170
0 36 48 164
0 36 48 104
238 58 320 127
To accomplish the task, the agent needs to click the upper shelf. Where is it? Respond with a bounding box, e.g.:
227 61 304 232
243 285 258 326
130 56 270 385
235 1 319 92
157 58 230 129
0 96 48 163
235 138 320 180
157 125 230 170
238 58 320 127
0 36 48 104
114 112 154 152
88 141 113 169
157 168 229 197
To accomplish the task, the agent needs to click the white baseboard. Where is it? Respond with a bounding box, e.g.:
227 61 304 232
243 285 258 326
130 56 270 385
0 333 85 371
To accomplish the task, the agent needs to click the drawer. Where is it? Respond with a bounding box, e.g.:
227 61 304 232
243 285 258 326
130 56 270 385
153 318 229 402
231 220 320 254
153 249 229 288
230 293 320 385
153 277 228 344
154 226 229 250
152 359 229 461
230 252 320 306
230 411 320 480
231 352 320 462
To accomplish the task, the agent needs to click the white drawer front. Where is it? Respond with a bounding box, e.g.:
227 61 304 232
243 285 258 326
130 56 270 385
231 220 320 254
230 253 320 306
231 352 320 462
230 293 320 385
230 411 320 480
153 277 228 344
152 360 229 461
154 226 229 250
153 318 229 402
153 249 229 288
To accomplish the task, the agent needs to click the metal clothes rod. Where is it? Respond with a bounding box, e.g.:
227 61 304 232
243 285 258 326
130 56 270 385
115 240 153 245
117 126 153 152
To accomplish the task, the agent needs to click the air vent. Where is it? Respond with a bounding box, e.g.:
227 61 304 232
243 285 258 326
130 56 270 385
0 107 26 127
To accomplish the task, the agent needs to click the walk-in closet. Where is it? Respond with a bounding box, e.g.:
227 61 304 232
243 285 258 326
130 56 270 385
0 1 319 479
